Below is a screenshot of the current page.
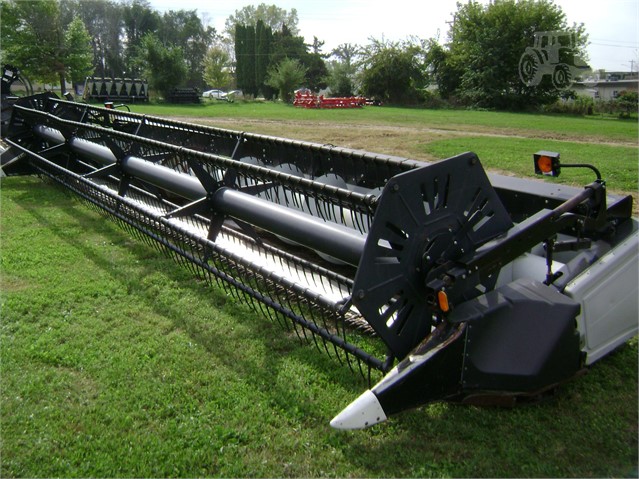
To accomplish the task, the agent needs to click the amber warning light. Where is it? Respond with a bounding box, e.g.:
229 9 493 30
534 151 561 177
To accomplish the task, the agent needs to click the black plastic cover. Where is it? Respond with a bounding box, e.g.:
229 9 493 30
452 279 582 392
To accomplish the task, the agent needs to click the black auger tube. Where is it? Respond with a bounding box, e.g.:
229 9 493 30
123 156 207 200
120 156 366 266
33 123 367 267
34 125 118 166
213 187 366 267
124 157 367 266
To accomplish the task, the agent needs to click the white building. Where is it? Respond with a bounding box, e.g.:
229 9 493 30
573 73 638 101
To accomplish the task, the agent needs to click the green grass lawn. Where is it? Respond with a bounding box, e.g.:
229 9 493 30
2 104 638 477
132 101 639 143
424 136 638 192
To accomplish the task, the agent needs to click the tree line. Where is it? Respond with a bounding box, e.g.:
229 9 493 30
1 0 215 95
1 0 596 110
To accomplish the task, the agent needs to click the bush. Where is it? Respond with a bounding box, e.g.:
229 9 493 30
616 90 638 119
541 92 638 118
265 58 307 103
542 95 595 115
420 89 448 109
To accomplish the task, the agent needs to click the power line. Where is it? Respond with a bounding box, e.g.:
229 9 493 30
589 37 638 47
589 41 638 49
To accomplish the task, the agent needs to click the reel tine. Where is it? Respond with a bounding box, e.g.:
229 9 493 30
310 304 341 361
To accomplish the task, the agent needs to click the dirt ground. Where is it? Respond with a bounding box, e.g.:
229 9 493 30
172 116 444 161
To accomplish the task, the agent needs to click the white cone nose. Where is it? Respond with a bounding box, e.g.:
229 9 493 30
330 390 388 430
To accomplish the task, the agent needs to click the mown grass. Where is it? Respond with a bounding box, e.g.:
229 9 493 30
424 136 639 192
2 176 637 477
2 104 638 477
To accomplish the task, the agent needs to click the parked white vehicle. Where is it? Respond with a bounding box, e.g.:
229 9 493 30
202 89 227 100
226 90 243 102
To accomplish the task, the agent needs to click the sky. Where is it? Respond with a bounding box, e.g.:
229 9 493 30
149 0 639 72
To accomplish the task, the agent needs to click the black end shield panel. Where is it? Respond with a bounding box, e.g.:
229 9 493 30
452 279 582 393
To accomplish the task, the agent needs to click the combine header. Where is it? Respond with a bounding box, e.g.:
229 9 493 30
2 89 637 429
82 76 149 103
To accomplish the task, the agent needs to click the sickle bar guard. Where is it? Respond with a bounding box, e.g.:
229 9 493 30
2 92 637 429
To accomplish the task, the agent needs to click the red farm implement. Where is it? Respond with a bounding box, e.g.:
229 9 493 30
294 91 367 109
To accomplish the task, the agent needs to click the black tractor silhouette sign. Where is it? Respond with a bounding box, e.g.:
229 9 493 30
519 31 589 89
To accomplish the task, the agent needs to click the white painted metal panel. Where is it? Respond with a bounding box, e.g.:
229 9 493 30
564 222 639 364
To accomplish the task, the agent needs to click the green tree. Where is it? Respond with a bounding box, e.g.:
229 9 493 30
269 25 327 93
327 43 360 96
122 0 160 77
359 38 426 104
235 23 257 96
265 58 307 102
141 33 187 98
203 46 232 89
326 61 355 96
224 3 299 41
616 90 638 119
223 3 298 93
61 0 125 78
310 36 326 56
424 39 457 99
301 52 328 93
64 16 95 88
434 0 588 109
235 20 277 97
270 24 307 64
1 0 59 84
1 0 93 94
157 9 215 87
303 36 328 92
230 17 329 96
243 22 257 95
255 20 274 97
331 43 359 69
